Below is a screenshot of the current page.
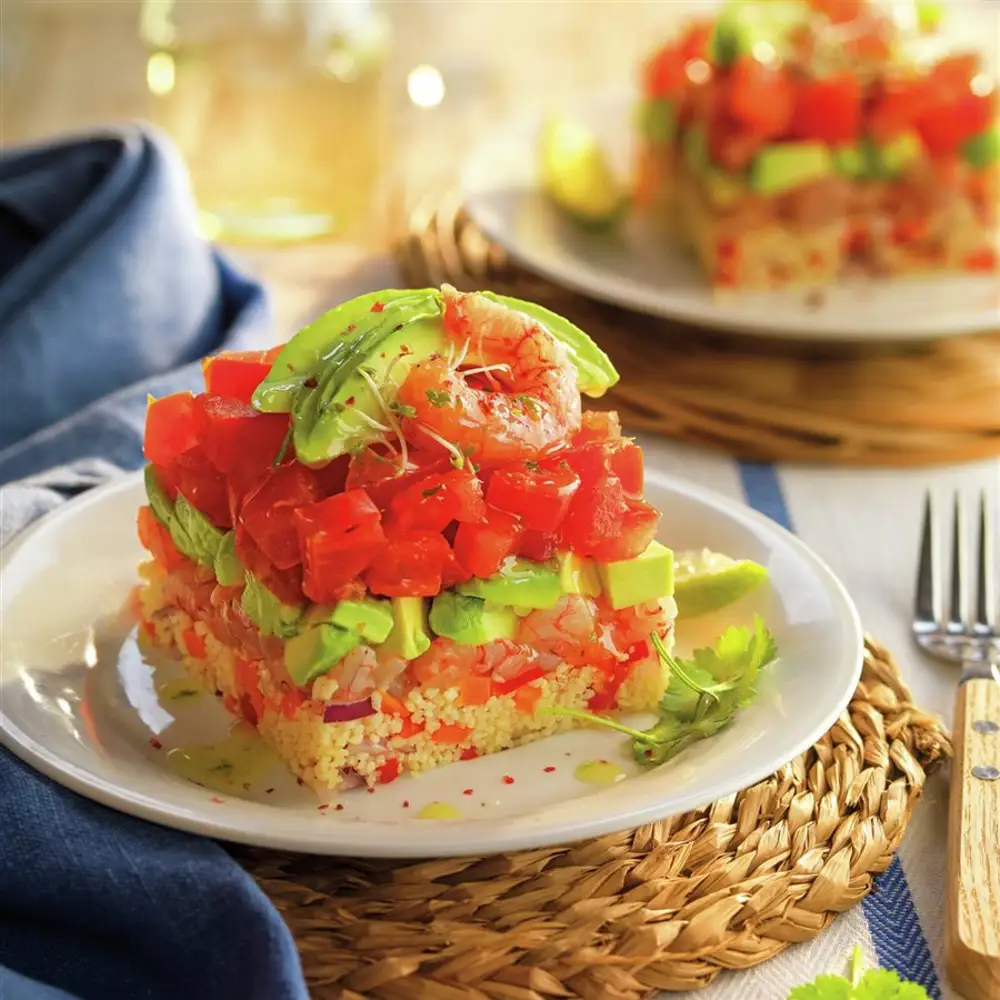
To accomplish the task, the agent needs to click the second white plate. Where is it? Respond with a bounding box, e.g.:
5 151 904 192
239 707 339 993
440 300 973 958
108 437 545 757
460 90 1000 343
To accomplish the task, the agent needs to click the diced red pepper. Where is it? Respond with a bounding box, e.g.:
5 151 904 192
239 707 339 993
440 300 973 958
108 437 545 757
165 449 232 529
493 665 546 696
431 723 473 745
728 57 795 139
377 758 401 784
588 498 661 563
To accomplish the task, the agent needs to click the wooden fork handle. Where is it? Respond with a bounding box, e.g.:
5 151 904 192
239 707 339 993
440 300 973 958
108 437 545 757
947 676 1000 1000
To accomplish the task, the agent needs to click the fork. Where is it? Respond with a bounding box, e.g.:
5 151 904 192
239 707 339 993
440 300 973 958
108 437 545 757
914 491 1000 1000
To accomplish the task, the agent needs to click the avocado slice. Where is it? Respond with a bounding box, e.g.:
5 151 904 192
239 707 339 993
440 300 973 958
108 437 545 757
749 142 834 195
458 557 562 610
963 126 1000 170
173 494 225 567
253 289 430 413
557 551 602 598
284 608 362 687
596 540 675 611
428 592 519 645
538 116 629 231
381 596 432 660
213 532 245 588
636 98 678 146
144 464 174 526
241 573 303 638
486 294 619 397
864 131 923 180
329 598 395 644
832 144 868 180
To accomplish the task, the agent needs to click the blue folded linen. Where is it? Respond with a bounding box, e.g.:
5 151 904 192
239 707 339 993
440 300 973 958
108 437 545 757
0 125 309 1000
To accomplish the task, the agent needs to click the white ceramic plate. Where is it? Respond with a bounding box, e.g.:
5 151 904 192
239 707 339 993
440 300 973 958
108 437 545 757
0 465 863 858
460 89 1000 342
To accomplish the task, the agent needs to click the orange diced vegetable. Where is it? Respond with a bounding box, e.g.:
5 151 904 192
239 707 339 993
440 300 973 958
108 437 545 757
431 724 473 745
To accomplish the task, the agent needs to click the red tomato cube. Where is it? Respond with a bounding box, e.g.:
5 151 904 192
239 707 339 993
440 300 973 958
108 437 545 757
365 530 450 598
165 450 231 529
487 461 580 532
201 350 277 405
346 446 452 511
571 410 622 446
241 464 320 570
454 505 522 578
388 469 486 532
144 393 201 467
609 443 644 496
234 525 305 606
588 499 661 563
137 506 187 570
791 73 861 144
558 474 627 557
728 58 795 139
516 530 558 562
198 396 290 476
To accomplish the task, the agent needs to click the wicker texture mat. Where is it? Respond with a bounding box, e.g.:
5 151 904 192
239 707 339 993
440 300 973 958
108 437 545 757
235 639 950 999
393 186 1000 467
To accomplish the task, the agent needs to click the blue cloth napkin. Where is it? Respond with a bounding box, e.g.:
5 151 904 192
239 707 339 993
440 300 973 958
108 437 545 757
0 125 309 1000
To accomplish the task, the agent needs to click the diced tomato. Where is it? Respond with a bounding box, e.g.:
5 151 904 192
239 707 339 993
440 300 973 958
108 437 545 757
458 676 492 706
558 473 627 557
377 758 401 784
431 723 473 745
516 529 558 562
365 529 451 597
589 498 661 563
557 444 609 486
198 396 289 476
791 73 861 143
441 546 474 588
136 506 187 570
808 0 862 22
165 450 231 528
459 747 479 760
234 526 306 605
493 666 546 696
144 393 201 467
513 684 543 715
241 464 319 569
609 443 644 496
867 75 928 142
681 71 723 127
917 93 993 156
707 116 764 173
454 505 521 578
572 410 622 446
346 446 452 511
728 57 795 139
644 43 686 99
295 489 387 602
202 351 275 405
280 687 305 719
964 247 998 273
313 455 351 498
487 460 580 532
678 20 713 62
182 627 206 659
378 691 409 717
388 469 485 532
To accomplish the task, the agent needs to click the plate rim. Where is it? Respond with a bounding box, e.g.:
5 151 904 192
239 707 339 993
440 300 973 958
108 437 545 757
0 467 865 858
459 88 1000 344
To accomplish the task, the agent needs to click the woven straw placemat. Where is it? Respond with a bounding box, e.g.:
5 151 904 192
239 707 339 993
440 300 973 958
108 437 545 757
234 638 950 999
392 185 1000 467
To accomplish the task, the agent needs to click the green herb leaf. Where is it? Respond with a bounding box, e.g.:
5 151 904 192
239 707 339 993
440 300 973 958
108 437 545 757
787 948 931 1000
426 389 451 407
516 394 541 417
390 401 417 418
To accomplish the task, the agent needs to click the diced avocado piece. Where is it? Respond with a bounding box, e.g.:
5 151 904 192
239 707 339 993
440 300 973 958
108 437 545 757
428 592 519 645
289 300 447 466
241 573 303 638
457 557 562 610
963 127 1000 169
213 532 245 587
252 289 428 413
381 596 432 660
682 124 709 177
708 1 809 67
749 142 834 195
597 540 675 611
637 98 677 145
486 294 619 398
144 464 174 526
284 608 362 687
832 145 868 179
557 551 602 598
866 131 923 179
173 493 225 567
703 169 748 209
329 598 394 644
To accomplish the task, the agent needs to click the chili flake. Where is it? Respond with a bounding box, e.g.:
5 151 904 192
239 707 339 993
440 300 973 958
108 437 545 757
543 766 556 773
371 301 385 313
335 803 345 811
502 775 515 785
462 788 474 796
149 737 162 750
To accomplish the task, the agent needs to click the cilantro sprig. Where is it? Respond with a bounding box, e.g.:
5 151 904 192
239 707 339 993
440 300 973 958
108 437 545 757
545 615 777 766
788 947 930 999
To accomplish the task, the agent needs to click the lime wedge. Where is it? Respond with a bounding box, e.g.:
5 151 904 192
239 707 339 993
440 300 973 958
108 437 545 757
538 116 627 230
673 549 768 618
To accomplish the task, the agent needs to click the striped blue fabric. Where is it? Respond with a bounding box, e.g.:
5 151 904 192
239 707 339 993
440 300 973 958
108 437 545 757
735 460 942 997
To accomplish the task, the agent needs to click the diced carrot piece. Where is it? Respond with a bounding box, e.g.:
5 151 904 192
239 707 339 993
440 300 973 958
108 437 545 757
280 688 304 719
396 716 426 739
513 684 543 715
182 627 206 659
964 247 998 272
431 724 473 745
457 676 492 706
377 758 401 784
377 691 409 717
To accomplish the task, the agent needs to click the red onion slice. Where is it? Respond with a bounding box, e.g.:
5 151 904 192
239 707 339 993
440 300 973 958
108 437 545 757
323 698 375 723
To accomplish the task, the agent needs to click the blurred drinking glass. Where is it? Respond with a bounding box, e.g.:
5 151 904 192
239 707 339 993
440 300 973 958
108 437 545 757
139 0 392 243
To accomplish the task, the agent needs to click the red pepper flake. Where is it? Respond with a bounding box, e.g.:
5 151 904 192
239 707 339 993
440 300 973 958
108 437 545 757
210 796 224 804
265 787 274 794
371 301 385 313
502 775 515 785
366 786 375 794
148 737 162 750
402 800 410 808
303 377 318 389
543 766 556 773
335 803 345 811
459 747 479 761
346 323 356 332
345 396 356 406
296 777 305 787
399 344 412 355
462 788 474 796
318 804 329 811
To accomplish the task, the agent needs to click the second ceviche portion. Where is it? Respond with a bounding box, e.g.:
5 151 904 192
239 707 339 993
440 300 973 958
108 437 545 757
136 286 677 792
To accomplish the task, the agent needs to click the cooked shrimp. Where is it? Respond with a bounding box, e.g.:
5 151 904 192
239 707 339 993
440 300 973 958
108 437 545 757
411 637 559 688
396 285 582 464
516 595 609 670
599 598 676 652
327 645 378 703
